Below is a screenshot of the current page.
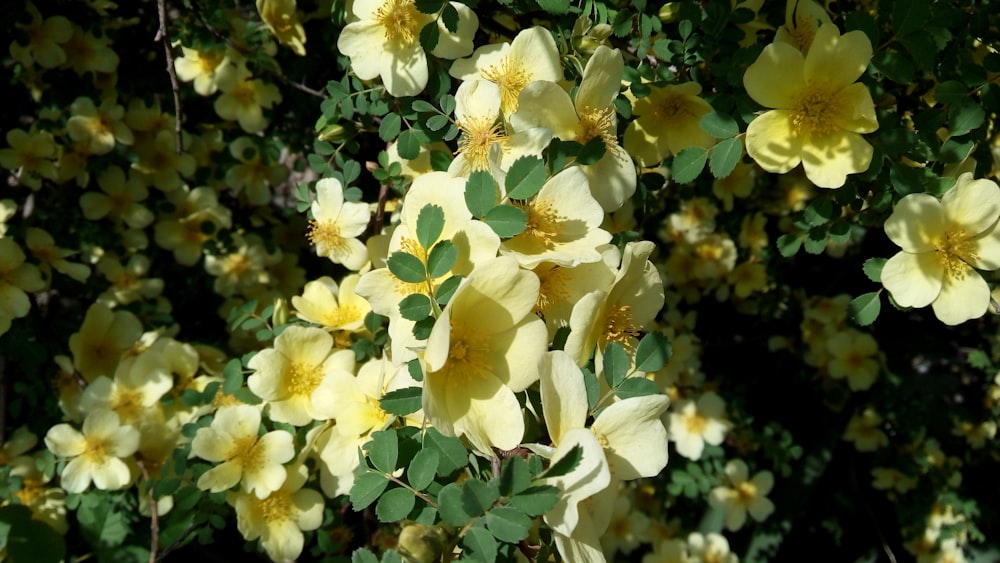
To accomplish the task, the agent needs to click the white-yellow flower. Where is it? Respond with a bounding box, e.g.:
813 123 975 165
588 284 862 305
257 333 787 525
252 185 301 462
44 409 140 493
667 392 731 460
338 0 478 97
881 173 1000 325
709 459 775 532
292 274 371 332
192 404 294 498
423 256 547 454
307 177 370 271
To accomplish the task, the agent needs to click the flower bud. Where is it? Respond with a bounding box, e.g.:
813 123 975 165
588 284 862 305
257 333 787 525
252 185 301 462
659 2 682 22
397 522 443 563
271 297 288 327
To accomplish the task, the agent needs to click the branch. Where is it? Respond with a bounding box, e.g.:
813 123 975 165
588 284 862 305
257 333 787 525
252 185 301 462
135 459 160 563
155 0 184 154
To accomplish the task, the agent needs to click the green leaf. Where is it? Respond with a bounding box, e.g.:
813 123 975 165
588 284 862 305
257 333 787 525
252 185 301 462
419 21 439 52
635 332 672 373
411 100 438 113
575 136 607 165
505 156 548 200
461 526 498 563
388 252 427 284
376 487 416 523
536 0 570 14
709 137 742 179
352 548 380 563
803 195 837 226
441 3 459 32
582 366 599 411
461 480 500 517
892 0 929 36
412 317 435 340
507 485 559 516
396 130 421 160
77 494 130 548
435 275 462 305
416 204 445 249
222 358 243 394
616 377 661 399
465 171 498 217
848 292 882 326
485 507 532 543
700 112 739 138
863 258 887 283
484 205 527 238
351 471 389 510
538 444 583 480
426 114 450 132
498 456 532 496
437 483 474 526
803 227 827 255
6 516 66 563
379 112 402 142
366 429 399 474
427 240 458 279
407 448 440 491
398 293 432 322
602 341 630 389
424 427 468 475
407 358 424 382
415 0 444 13
671 146 708 183
380 386 424 417
934 80 968 105
949 102 985 136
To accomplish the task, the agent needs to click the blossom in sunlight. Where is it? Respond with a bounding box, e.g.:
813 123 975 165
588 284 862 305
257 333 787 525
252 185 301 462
247 325 357 426
623 82 715 167
511 45 635 211
68 302 143 383
174 44 231 96
423 256 547 454
709 459 775 532
880 173 1000 325
214 66 282 133
192 404 294 498
667 391 731 460
229 464 324 562
501 167 612 268
256 0 307 55
533 248 618 339
686 532 738 563
0 238 46 337
66 96 134 155
292 275 371 334
450 26 562 114
775 0 832 53
743 23 878 188
843 406 888 452
25 227 91 284
448 79 552 177
79 166 154 229
44 409 139 494
306 177 370 271
338 0 478 97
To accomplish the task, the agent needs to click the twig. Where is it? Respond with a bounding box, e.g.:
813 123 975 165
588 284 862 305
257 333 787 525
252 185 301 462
136 459 160 563
0 355 6 445
155 0 184 154
370 182 391 236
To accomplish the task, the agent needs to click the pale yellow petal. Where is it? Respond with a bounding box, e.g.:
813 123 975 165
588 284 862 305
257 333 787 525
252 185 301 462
804 26 872 91
799 130 873 188
942 173 1000 237
745 110 802 174
881 251 943 308
884 193 944 253
540 351 589 444
744 42 805 109
932 264 989 325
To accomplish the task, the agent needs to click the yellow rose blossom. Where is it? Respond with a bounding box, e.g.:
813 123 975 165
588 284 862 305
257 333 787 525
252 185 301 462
667 391 731 460
213 66 282 133
153 185 233 266
0 237 46 337
61 24 119 74
843 406 888 452
256 0 307 56
338 0 478 97
68 302 143 383
131 129 196 192
307 177 371 271
44 409 140 494
291 274 371 333
708 459 775 532
204 233 280 297
25 227 91 284
775 0 832 53
881 173 1000 325
0 128 59 189
79 166 154 229
174 44 231 96
743 24 878 188
192 404 295 498
66 96 134 155
623 82 715 167
825 328 879 390
423 256 548 455
10 4 72 68
223 136 290 206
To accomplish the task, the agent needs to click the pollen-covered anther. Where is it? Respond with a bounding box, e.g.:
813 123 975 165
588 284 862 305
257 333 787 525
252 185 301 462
376 0 420 46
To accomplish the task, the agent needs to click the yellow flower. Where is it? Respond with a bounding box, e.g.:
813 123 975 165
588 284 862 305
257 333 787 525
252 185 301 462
68 302 143 383
204 233 280 297
826 328 879 390
11 4 72 68
229 464 324 562
774 0 832 53
423 256 548 455
256 0 307 55
80 166 154 229
306 177 370 271
0 237 45 337
193 404 294 498
666 392 730 460
224 137 289 206
61 24 119 75
743 24 878 188
131 130 196 192
247 325 357 426
44 409 140 494
153 186 233 266
0 128 59 189
843 406 888 452
174 44 231 96
25 227 91 284
292 274 371 333
450 26 562 114
213 67 282 133
708 459 775 532
338 0 478 97
66 96 134 155
623 82 715 167
881 173 1000 325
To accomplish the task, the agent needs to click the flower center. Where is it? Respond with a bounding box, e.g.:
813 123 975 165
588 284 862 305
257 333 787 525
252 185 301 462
935 228 977 280
534 266 570 316
482 58 532 113
308 220 349 256
258 490 293 523
790 86 837 137
82 436 111 464
604 304 640 346
519 200 560 249
377 0 420 47
575 106 617 150
231 80 258 107
287 360 324 396
456 115 507 172
736 481 758 503
437 322 490 385
685 411 707 434
228 434 261 470
114 387 145 423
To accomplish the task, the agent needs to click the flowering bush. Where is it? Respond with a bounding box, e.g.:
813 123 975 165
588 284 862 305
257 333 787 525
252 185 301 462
2 0 1000 562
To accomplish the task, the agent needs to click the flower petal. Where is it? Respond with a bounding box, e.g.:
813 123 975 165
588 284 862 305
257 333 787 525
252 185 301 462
932 264 989 325
880 250 943 308
884 193 945 253
745 110 803 174
942 173 1000 237
744 42 804 109
804 26 872 91
799 130 873 188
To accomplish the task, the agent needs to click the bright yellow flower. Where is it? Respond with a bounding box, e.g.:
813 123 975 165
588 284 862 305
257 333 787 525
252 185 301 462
0 237 45 337
44 409 140 494
213 67 282 133
743 24 877 188
624 82 715 167
881 173 1000 325
774 0 832 53
708 459 775 532
666 392 731 461
174 45 231 96
68 302 143 383
66 96 134 155
292 274 371 333
306 177 370 271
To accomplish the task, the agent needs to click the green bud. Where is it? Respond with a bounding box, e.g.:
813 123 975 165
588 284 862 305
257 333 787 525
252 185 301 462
397 522 444 563
659 2 681 22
